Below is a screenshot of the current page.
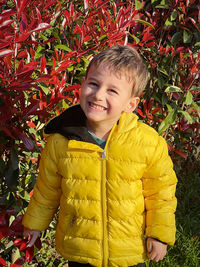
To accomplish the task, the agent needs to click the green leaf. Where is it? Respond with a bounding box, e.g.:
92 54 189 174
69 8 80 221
170 10 178 21
185 91 193 105
54 45 72 52
158 73 165 89
35 45 45 59
158 107 177 135
171 32 181 46
62 99 69 108
161 93 168 106
165 86 182 93
191 102 200 117
194 42 200 46
129 33 140 44
135 19 155 29
157 67 168 76
165 18 173 27
179 110 193 124
183 30 193 44
99 34 107 41
39 83 49 95
151 0 169 8
135 0 142 10
166 104 173 111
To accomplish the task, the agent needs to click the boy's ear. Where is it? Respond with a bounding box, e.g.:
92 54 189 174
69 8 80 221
124 97 140 113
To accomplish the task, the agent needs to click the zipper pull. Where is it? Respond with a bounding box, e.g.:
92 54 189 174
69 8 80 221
102 150 106 159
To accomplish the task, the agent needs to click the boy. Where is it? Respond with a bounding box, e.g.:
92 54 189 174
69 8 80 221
23 45 177 267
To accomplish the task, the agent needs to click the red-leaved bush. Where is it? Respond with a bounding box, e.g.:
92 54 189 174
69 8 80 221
0 0 199 265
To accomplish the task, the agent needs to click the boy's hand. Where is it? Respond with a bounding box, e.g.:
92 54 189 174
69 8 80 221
23 227 40 247
147 237 167 262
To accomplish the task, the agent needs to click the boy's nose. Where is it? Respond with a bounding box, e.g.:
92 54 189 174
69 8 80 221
93 87 104 100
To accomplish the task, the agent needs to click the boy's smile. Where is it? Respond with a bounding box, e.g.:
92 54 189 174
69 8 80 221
80 64 139 137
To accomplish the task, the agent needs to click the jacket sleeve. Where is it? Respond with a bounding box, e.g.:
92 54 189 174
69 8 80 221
22 135 62 231
142 136 177 245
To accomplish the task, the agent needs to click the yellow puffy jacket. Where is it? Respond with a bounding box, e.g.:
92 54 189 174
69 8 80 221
22 105 177 267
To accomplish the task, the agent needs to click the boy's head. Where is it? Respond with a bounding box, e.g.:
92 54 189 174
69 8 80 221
80 45 148 135
86 45 148 97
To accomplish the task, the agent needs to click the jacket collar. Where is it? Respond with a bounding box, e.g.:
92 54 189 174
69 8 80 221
44 104 139 142
44 104 98 145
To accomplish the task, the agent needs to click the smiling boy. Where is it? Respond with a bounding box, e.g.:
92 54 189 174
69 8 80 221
23 45 177 267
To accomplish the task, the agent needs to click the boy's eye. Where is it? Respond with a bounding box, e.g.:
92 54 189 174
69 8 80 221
89 82 98 87
109 89 118 94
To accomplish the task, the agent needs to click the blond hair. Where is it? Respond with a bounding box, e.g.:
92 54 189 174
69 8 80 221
86 45 148 97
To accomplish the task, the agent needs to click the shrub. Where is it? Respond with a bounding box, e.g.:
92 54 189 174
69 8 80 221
0 0 199 265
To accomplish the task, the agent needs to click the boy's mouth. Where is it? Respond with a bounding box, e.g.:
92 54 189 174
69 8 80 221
89 102 107 111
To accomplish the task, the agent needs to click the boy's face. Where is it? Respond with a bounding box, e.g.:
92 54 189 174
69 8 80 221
80 64 139 130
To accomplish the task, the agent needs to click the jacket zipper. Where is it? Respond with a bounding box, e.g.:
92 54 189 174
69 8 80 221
101 149 108 267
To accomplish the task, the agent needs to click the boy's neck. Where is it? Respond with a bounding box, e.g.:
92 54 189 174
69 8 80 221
86 120 115 140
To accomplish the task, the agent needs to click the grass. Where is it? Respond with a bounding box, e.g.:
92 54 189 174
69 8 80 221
146 161 200 267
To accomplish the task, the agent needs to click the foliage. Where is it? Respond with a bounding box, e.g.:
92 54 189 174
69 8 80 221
0 0 199 265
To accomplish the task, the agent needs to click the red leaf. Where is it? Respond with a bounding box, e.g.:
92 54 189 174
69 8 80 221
44 1 56 9
0 212 9 227
0 126 15 139
145 42 157 47
53 56 56 69
63 84 81 92
173 92 179 99
22 100 40 117
17 50 27 58
40 55 46 73
0 19 13 29
136 108 145 118
175 46 185 54
147 98 154 112
151 107 160 114
15 32 30 43
0 9 16 17
35 7 41 23
19 240 27 251
29 190 34 197
74 24 81 34
13 238 23 246
10 215 24 236
174 150 187 159
0 226 12 238
17 132 34 151
17 0 31 19
20 13 27 32
0 257 6 266
30 23 52 33
142 99 147 114
0 41 11 50
55 49 59 61
56 60 75 72
69 2 74 18
25 247 34 262
61 72 67 88
35 237 42 250
11 256 25 266
42 37 57 45
27 121 36 128
0 49 13 57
